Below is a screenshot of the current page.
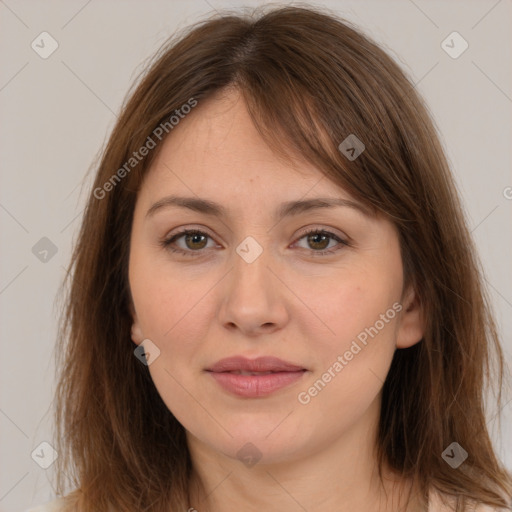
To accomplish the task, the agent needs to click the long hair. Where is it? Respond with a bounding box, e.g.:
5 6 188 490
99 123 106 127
53 5 512 511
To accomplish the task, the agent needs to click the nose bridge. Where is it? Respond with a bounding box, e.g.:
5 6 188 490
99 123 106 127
218 233 287 334
231 234 273 299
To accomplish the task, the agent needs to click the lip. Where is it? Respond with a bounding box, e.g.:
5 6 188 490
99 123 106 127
206 356 307 398
207 356 305 373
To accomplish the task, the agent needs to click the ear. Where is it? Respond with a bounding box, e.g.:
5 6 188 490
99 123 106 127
129 302 144 346
396 285 425 349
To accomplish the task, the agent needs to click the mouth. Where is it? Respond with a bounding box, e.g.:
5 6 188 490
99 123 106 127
205 356 307 398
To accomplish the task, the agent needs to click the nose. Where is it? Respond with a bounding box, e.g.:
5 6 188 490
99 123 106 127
218 243 289 337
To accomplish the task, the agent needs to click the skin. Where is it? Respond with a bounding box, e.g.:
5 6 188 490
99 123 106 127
129 88 425 512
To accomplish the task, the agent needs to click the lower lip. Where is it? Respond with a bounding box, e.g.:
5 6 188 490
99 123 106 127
207 370 307 398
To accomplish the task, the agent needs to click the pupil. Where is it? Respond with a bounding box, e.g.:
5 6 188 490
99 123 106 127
187 233 206 249
310 233 328 250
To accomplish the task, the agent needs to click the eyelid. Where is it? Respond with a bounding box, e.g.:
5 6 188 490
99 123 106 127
164 224 217 241
164 224 348 243
294 225 349 242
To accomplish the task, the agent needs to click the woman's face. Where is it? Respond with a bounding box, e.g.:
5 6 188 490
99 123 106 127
128 88 423 466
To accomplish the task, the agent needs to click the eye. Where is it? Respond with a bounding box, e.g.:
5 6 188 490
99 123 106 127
161 229 217 257
160 227 349 257
293 228 349 255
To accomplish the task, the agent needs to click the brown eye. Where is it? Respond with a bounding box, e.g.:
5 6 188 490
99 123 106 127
183 232 208 250
306 232 331 251
161 227 348 258
294 229 348 255
161 229 215 256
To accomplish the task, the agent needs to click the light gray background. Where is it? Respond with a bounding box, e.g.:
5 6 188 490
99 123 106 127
1 1 511 511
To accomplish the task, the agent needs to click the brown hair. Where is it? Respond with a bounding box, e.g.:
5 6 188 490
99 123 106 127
53 4 512 511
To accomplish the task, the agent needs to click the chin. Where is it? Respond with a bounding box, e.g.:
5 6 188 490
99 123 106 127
198 423 311 466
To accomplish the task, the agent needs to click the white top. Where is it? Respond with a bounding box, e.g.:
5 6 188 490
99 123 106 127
25 490 509 511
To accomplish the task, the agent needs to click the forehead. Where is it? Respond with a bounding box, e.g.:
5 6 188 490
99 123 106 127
139 89 353 207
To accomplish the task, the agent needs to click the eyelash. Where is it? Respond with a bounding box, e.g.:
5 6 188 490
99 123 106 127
160 228 349 257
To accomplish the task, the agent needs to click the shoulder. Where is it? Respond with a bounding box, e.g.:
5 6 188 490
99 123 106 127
25 497 67 512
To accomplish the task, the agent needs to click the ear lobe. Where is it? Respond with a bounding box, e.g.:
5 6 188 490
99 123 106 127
130 305 144 346
396 286 425 349
131 322 144 345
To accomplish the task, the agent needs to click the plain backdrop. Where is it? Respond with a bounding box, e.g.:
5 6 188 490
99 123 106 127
0 1 511 511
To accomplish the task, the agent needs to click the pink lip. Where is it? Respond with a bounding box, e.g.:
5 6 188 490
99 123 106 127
209 371 306 398
207 356 305 373
206 356 307 398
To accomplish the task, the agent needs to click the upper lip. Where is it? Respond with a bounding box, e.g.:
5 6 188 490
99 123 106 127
206 356 306 373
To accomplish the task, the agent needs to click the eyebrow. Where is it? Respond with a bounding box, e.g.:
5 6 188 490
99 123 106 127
145 195 373 220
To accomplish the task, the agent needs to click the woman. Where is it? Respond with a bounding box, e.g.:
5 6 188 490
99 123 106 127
28 4 512 512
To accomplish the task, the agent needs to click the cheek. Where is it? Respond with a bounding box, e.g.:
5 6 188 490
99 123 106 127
129 258 214 423
292 276 399 436
130 245 211 340
291 266 400 361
